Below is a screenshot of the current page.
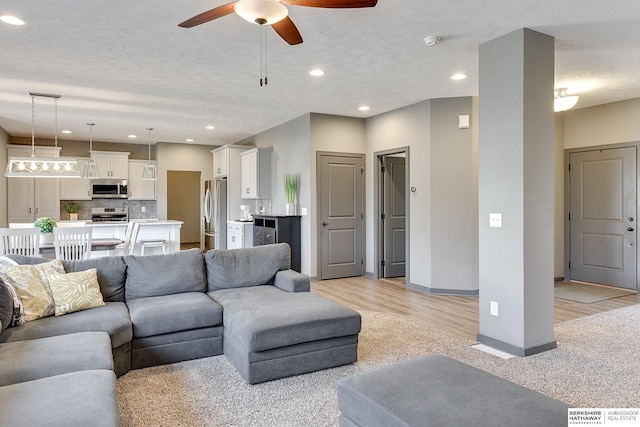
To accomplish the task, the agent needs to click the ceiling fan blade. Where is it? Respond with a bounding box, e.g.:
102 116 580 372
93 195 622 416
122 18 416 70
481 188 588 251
178 2 237 28
282 0 377 8
272 16 303 45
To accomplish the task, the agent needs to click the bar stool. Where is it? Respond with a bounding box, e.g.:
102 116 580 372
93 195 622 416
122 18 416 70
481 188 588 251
129 223 167 255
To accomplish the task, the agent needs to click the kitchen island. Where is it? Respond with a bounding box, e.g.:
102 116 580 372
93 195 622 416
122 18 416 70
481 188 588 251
89 220 183 256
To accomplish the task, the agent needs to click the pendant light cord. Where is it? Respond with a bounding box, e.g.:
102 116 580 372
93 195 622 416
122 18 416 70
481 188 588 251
54 97 59 158
30 94 36 158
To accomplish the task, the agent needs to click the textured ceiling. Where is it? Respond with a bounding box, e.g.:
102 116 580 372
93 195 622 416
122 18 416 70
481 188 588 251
1 0 639 146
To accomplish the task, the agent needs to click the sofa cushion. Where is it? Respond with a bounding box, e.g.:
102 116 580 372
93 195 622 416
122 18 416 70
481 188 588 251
0 256 23 327
0 331 113 387
48 269 105 316
205 243 290 291
1 259 65 321
127 292 223 338
0 301 132 349
125 248 206 300
210 285 361 352
0 370 119 427
62 256 127 302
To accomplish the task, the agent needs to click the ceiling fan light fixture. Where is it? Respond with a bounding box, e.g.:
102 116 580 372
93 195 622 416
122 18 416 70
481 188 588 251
234 0 288 25
554 87 579 112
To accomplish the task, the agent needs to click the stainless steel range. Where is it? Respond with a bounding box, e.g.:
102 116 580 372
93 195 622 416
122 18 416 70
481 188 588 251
91 207 129 223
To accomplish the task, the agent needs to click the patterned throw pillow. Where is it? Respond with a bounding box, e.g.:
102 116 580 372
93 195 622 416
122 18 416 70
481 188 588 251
48 269 105 316
0 256 25 326
1 259 65 321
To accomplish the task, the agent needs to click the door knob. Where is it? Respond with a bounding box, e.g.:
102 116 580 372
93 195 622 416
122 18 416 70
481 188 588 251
627 227 635 232
322 222 328 226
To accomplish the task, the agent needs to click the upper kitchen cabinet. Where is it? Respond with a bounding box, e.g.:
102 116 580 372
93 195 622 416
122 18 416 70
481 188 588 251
91 151 130 179
128 160 156 200
213 147 228 178
241 147 271 199
60 157 91 200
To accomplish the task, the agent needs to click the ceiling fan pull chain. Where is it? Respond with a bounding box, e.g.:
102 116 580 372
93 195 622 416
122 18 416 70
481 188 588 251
259 25 264 86
264 27 268 86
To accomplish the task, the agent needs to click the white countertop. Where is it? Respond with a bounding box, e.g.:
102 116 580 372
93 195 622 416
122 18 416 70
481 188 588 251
86 220 184 226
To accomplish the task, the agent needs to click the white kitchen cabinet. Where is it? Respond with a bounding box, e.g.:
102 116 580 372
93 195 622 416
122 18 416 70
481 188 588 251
213 148 228 178
8 176 60 223
240 147 271 199
128 160 156 200
7 145 61 223
60 157 91 200
227 221 253 249
91 151 130 179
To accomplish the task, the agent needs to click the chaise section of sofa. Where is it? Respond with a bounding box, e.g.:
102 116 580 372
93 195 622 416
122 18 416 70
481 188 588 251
124 249 224 369
205 244 361 384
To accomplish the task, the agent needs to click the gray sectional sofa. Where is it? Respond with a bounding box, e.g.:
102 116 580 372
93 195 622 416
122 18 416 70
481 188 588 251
0 243 361 426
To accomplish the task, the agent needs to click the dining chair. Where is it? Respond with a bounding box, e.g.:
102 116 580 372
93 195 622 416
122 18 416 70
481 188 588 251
53 226 93 261
114 220 138 255
0 228 41 257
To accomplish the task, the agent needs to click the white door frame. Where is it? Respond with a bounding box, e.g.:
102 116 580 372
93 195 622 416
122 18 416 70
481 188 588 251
374 146 410 281
564 141 640 292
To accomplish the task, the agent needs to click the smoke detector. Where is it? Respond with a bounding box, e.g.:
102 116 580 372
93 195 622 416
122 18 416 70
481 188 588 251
424 36 441 46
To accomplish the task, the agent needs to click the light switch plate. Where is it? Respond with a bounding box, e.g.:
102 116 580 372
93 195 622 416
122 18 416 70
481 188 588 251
458 114 470 129
489 213 502 228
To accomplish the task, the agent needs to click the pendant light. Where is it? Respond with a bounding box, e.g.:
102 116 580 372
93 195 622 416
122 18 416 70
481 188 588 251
82 123 100 179
142 127 157 181
5 92 81 178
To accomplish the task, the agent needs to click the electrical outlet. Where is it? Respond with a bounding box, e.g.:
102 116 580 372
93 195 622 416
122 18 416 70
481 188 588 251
301 207 308 216
490 301 499 317
141 207 146 213
489 213 502 228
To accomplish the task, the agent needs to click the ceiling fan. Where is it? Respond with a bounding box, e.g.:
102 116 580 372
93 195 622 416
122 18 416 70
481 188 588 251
178 0 378 45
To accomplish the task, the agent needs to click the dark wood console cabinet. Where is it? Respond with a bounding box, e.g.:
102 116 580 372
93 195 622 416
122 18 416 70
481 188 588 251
253 214 301 272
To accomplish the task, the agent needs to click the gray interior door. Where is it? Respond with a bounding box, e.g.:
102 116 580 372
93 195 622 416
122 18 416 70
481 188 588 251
318 153 364 280
383 156 406 278
569 147 637 289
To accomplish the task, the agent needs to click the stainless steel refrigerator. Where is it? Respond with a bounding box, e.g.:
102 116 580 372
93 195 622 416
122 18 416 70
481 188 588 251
202 178 227 251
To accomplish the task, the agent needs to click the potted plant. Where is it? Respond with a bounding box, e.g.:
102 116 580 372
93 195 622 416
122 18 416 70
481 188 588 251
34 217 57 244
63 202 81 221
284 173 298 215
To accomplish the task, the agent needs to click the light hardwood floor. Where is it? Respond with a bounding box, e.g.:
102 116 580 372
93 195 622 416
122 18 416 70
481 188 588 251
311 276 639 341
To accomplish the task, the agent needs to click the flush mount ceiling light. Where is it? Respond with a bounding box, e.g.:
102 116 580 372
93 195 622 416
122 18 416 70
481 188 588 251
451 73 467 80
0 15 27 26
205 125 215 130
128 134 137 139
142 128 157 181
61 130 72 134
5 92 80 178
424 35 441 46
554 87 579 112
309 69 325 77
358 105 370 111
83 123 101 179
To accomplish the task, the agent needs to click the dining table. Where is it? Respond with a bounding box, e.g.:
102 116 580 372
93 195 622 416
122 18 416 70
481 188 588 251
39 238 123 255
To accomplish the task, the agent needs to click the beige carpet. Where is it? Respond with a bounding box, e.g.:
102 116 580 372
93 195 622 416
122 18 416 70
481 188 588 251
554 281 635 303
117 306 640 426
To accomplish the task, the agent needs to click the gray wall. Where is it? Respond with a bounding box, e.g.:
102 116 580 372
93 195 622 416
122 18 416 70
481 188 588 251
478 28 555 354
430 97 479 292
156 142 215 221
0 126 8 227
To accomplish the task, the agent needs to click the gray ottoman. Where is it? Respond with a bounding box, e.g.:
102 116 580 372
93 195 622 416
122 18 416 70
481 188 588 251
338 354 569 427
211 285 361 384
0 370 119 427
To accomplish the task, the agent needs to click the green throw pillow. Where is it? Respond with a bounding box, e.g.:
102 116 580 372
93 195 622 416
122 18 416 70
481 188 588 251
48 269 105 316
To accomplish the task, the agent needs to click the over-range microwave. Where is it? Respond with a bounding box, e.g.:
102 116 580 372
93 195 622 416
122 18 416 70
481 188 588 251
91 179 128 199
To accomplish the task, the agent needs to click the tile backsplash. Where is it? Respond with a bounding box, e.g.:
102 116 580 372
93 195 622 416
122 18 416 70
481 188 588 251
60 199 158 221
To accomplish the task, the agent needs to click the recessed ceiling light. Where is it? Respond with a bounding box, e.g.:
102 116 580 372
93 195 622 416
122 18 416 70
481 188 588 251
61 130 72 134
451 73 467 80
358 105 370 111
424 36 441 46
205 125 215 130
186 139 194 142
0 15 27 26
309 69 325 77
128 134 137 139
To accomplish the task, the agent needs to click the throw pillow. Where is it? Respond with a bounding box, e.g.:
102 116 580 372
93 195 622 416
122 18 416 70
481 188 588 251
1 259 65 321
48 269 105 316
0 256 24 326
